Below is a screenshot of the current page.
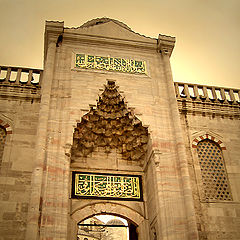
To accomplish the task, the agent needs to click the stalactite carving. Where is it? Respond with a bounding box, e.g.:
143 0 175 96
72 80 148 162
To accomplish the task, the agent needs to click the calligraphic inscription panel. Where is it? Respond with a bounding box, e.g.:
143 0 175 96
72 172 142 201
75 54 147 74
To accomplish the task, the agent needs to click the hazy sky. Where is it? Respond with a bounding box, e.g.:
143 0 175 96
0 0 239 88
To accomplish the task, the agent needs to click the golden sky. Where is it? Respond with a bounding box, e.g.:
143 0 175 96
0 0 239 88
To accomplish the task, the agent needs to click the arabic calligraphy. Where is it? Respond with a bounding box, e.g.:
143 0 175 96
75 54 147 74
73 173 142 200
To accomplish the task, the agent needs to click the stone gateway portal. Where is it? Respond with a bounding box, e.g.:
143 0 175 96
0 18 240 240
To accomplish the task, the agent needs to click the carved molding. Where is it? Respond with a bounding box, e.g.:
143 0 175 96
157 34 176 56
71 80 149 162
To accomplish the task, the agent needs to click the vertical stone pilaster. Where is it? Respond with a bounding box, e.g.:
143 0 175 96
26 40 57 240
144 149 161 240
39 46 72 239
160 48 199 239
151 150 168 240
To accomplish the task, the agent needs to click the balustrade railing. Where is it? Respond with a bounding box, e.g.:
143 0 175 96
174 82 240 104
0 66 42 86
1 66 239 104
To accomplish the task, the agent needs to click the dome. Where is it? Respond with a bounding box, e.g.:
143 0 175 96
106 219 126 226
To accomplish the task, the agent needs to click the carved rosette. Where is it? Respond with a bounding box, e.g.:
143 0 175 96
71 80 148 162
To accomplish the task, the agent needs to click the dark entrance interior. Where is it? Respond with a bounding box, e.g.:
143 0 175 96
129 222 138 240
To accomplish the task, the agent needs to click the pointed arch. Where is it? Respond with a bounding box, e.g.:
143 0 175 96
192 133 226 150
0 118 13 134
195 138 232 201
71 80 149 162
0 117 13 164
71 202 145 226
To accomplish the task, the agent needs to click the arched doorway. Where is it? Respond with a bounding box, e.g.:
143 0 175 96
70 202 145 240
77 214 138 240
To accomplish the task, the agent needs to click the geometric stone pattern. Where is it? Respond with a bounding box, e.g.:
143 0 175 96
0 126 6 162
71 80 148 162
197 140 232 201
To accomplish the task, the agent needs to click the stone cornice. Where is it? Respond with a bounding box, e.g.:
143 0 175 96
157 34 176 57
177 99 240 118
70 17 155 41
62 31 157 51
44 20 177 53
44 21 64 60
0 65 42 100
175 82 240 117
0 84 41 100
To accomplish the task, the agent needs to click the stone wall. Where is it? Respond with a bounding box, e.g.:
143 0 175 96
1 19 239 240
0 67 41 239
176 83 240 239
26 19 198 240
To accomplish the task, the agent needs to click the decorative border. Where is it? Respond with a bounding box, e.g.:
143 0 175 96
71 171 143 201
0 119 12 134
192 133 226 150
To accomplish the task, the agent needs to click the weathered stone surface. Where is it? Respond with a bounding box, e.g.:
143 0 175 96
0 68 40 239
178 92 240 239
0 18 239 240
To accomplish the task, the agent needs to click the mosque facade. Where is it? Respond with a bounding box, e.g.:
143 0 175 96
0 18 240 240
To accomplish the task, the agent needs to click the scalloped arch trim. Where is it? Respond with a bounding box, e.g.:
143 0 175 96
0 119 12 134
192 133 226 150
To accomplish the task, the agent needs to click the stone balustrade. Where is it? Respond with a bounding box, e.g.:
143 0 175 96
174 82 240 104
0 65 42 87
1 66 239 105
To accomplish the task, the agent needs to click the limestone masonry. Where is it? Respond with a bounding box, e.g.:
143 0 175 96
0 18 239 240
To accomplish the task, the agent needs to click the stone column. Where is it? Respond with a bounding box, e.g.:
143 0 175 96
159 39 199 239
26 39 57 240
